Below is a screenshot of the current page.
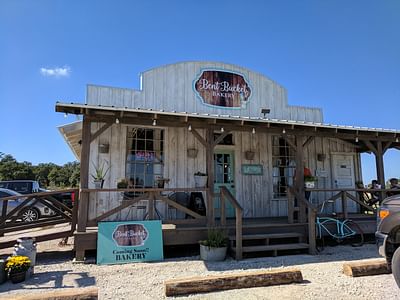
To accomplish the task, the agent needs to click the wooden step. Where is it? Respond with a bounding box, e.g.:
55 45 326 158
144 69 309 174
229 232 303 241
232 243 309 253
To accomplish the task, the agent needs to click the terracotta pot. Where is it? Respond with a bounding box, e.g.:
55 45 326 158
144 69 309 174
9 271 26 284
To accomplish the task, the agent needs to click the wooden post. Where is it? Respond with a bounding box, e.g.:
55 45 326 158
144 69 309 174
341 191 348 219
236 208 243 260
70 190 79 234
308 208 316 254
376 141 385 201
206 128 215 226
295 136 306 223
220 188 226 226
0 200 8 236
77 116 91 233
148 192 155 220
287 188 294 224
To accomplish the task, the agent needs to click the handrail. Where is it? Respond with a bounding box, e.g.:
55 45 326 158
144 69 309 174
219 186 243 260
80 187 207 193
288 187 317 255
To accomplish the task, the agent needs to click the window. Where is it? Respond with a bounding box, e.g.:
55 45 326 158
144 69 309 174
272 136 295 198
126 128 164 188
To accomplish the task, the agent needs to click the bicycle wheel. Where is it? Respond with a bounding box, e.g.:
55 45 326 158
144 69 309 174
342 220 364 247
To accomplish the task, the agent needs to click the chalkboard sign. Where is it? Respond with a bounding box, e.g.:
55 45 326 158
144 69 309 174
242 164 263 175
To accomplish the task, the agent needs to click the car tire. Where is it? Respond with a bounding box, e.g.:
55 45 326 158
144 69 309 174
391 246 400 288
20 207 40 223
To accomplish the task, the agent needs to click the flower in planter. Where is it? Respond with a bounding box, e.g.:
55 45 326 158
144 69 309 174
5 256 31 274
304 175 317 182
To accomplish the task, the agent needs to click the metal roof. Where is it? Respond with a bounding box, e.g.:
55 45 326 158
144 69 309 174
56 102 400 134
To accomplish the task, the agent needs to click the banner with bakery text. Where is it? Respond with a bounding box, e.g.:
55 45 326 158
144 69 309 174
97 220 163 265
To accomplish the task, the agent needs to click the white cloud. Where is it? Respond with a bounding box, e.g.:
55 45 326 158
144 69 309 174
40 66 71 78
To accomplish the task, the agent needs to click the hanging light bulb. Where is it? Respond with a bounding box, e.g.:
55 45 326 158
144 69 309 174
188 125 192 131
282 128 286 134
64 113 68 118
221 127 224 133
252 128 256 134
355 137 359 143
115 118 120 124
396 137 399 143
152 119 157 126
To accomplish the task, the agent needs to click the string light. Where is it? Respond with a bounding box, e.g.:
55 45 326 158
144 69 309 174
396 137 399 143
115 118 120 124
64 113 68 118
282 129 286 134
355 137 359 143
152 119 157 126
188 125 192 131
221 127 224 133
252 128 256 134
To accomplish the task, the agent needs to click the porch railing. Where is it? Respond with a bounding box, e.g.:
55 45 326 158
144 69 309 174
219 186 243 260
0 189 79 247
78 187 208 232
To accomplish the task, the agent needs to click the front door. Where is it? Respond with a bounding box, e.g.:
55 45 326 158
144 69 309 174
214 151 235 218
331 153 357 213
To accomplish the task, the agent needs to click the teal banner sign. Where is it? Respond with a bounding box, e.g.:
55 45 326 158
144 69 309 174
97 220 164 265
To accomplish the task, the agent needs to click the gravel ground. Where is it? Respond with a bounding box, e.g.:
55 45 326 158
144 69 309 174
0 243 398 300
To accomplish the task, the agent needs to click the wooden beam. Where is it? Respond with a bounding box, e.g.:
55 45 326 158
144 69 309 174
4 287 98 300
303 136 314 148
363 140 377 154
164 269 303 297
343 259 390 277
90 122 112 143
383 141 392 154
77 116 91 233
190 128 207 148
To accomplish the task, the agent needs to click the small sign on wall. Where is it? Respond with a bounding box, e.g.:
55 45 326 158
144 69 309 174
97 220 163 265
242 164 263 175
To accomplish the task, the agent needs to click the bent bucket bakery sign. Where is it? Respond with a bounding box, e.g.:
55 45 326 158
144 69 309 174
194 69 252 108
97 220 163 265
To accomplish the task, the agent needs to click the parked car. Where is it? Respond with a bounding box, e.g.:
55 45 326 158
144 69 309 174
0 188 55 222
0 180 40 194
376 194 400 287
0 180 74 209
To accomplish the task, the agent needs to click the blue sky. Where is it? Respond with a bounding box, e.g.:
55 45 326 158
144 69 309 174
0 0 399 184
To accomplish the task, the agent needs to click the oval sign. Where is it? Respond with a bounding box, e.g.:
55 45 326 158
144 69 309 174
194 70 251 108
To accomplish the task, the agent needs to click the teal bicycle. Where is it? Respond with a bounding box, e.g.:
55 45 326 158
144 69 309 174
316 200 364 251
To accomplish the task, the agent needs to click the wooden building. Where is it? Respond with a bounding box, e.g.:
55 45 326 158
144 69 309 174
56 61 400 260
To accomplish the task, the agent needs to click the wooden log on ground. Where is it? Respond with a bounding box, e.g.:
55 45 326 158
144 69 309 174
2 287 98 300
164 268 303 297
343 259 391 277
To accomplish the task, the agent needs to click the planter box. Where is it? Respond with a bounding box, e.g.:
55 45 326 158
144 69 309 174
200 244 227 261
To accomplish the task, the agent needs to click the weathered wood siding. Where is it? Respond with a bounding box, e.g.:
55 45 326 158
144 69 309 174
87 124 360 220
86 61 323 123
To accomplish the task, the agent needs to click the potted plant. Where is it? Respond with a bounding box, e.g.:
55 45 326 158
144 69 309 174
194 172 208 187
117 178 128 189
304 175 317 188
5 256 31 284
91 161 110 189
199 228 228 261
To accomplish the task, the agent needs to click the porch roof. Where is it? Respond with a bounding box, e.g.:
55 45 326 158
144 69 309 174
56 102 400 160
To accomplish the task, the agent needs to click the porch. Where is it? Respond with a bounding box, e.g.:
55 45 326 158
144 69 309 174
72 186 379 261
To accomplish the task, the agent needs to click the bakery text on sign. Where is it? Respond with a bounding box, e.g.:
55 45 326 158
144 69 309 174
194 70 251 108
